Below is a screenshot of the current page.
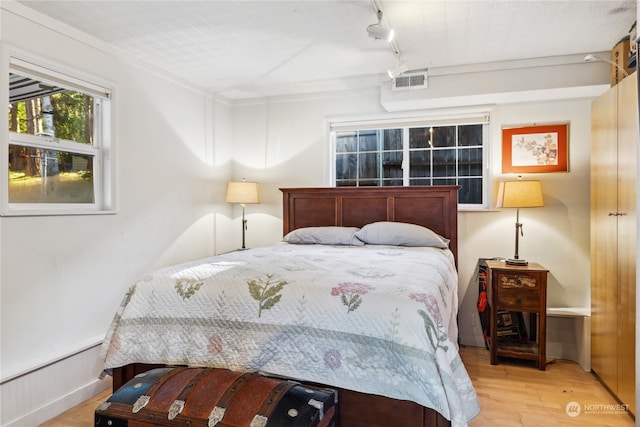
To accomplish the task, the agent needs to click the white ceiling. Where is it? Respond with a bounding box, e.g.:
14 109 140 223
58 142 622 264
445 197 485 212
14 0 637 99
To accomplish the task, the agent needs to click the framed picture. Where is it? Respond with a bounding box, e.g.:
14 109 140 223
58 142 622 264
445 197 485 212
502 123 569 173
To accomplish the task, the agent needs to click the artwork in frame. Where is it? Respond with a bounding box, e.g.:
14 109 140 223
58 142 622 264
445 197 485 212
502 123 569 173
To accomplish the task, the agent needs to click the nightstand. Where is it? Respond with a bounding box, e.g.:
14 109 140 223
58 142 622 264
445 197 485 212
485 260 548 370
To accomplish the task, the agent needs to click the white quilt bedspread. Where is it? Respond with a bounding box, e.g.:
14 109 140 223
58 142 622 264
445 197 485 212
101 244 480 426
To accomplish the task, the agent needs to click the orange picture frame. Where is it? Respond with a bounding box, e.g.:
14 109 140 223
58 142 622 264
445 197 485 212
502 124 569 173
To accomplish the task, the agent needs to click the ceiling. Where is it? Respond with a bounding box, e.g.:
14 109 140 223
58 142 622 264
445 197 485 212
13 0 637 100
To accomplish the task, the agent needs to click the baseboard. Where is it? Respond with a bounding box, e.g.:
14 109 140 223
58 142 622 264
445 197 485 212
2 377 112 427
459 333 486 349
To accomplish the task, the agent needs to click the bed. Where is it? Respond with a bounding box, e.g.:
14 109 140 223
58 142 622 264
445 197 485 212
103 186 479 427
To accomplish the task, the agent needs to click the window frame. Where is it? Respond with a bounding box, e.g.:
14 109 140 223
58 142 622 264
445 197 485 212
329 111 491 209
2 50 115 216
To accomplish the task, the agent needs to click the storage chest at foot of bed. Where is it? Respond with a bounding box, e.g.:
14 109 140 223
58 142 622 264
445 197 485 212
95 367 337 427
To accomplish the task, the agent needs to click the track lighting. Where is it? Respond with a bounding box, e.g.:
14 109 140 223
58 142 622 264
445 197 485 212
584 53 629 76
367 10 394 42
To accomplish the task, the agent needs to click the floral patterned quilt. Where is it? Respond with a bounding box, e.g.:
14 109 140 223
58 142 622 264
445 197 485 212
101 243 480 426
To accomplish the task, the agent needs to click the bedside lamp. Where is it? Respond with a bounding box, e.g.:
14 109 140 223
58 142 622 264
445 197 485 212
225 180 260 249
497 178 544 266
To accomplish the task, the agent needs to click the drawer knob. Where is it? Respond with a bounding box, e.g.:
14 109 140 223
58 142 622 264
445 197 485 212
515 297 522 303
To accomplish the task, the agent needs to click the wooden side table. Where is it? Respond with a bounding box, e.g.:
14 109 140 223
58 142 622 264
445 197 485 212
486 260 548 370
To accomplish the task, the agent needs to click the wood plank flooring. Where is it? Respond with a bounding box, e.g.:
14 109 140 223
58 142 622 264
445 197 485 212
39 346 634 427
463 346 634 427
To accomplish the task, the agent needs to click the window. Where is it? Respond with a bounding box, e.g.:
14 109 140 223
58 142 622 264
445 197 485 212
331 115 489 207
4 56 113 215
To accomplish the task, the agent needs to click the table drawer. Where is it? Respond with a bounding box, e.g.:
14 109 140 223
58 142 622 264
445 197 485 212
496 289 541 311
496 272 541 290
494 273 542 311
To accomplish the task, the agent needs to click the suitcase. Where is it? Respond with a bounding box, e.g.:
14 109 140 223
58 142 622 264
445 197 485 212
95 367 337 427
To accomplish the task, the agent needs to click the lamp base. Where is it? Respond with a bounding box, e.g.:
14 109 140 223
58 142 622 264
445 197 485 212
506 258 529 266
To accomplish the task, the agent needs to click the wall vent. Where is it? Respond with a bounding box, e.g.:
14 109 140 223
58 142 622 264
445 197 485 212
392 71 428 91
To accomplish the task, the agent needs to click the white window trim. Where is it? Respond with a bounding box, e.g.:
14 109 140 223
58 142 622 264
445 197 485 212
328 109 492 210
2 48 116 216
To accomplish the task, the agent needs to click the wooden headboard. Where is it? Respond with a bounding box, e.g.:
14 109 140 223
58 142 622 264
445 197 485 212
280 186 459 265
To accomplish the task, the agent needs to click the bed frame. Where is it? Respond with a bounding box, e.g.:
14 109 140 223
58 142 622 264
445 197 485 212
111 185 460 427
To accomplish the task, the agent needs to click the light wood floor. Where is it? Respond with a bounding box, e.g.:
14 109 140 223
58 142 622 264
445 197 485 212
462 346 635 427
40 346 635 427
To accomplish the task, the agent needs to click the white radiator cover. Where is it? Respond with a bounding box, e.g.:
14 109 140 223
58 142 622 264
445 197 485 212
0 343 111 427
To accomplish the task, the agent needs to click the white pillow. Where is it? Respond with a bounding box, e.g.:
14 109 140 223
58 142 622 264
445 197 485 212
354 221 450 248
283 226 364 246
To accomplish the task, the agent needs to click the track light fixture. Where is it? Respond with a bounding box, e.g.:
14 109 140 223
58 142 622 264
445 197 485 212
584 53 629 76
388 63 408 78
367 10 394 42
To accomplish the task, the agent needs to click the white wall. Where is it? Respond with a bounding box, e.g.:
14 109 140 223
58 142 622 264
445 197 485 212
0 5 233 426
230 89 384 247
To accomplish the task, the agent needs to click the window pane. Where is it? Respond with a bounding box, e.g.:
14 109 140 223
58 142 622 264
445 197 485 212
433 149 456 177
8 73 94 145
8 144 94 203
458 124 483 147
358 130 379 152
458 147 483 176
410 150 431 177
433 178 457 186
335 153 357 180
382 151 402 179
336 132 357 152
382 179 403 186
458 178 483 204
409 178 431 185
383 129 403 150
431 126 456 148
409 127 431 149
358 152 379 179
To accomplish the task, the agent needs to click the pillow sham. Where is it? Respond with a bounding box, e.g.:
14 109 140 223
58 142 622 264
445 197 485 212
354 221 450 248
283 226 364 246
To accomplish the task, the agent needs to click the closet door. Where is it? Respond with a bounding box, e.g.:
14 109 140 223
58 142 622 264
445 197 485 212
616 74 637 414
590 85 619 392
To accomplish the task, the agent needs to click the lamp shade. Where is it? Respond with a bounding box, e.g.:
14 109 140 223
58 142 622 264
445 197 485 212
225 181 260 204
497 180 544 208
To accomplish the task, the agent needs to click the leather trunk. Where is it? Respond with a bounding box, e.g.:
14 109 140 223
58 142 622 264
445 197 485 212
95 367 337 427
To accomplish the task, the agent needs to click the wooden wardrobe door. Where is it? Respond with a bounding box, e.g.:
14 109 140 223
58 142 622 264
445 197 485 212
616 74 637 415
590 85 620 392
